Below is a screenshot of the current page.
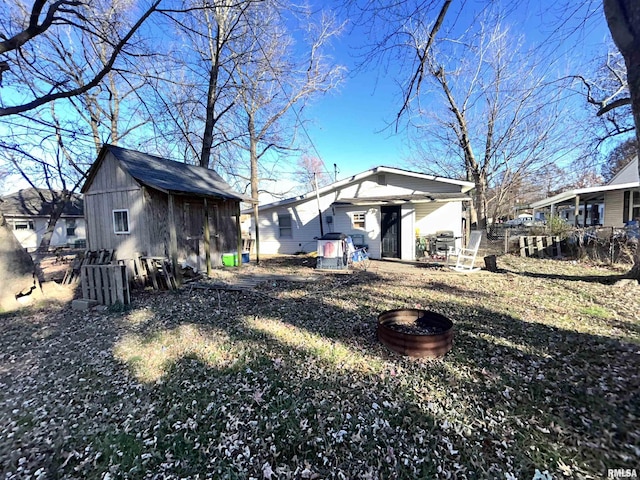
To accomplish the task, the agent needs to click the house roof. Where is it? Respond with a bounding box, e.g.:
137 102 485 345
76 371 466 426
530 181 640 209
333 193 471 206
252 166 474 211
607 156 638 186
0 188 83 217
82 145 252 202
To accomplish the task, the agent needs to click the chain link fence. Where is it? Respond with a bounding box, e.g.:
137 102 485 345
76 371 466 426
483 224 638 264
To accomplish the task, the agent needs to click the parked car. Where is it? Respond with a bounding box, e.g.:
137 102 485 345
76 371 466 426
505 215 534 227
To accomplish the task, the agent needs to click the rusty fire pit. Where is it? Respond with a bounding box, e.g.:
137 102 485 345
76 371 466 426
377 309 454 358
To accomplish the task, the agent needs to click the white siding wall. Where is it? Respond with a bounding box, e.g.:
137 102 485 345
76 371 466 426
604 191 625 226
609 158 639 186
9 217 86 250
400 204 415 261
333 206 381 258
414 202 464 250
256 170 468 258
257 196 333 255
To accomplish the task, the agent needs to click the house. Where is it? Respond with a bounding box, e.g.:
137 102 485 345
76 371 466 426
531 157 639 227
81 145 250 275
0 188 86 251
247 166 474 261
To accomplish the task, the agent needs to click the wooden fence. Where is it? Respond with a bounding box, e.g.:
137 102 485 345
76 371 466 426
81 264 130 306
519 236 562 258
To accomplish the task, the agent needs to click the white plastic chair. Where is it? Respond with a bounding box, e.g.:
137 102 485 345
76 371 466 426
449 231 482 272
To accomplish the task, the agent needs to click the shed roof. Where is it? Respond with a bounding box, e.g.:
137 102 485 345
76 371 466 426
0 188 83 217
83 145 252 202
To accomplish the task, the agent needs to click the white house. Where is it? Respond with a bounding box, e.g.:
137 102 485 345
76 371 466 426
247 166 474 261
531 157 639 227
0 188 86 251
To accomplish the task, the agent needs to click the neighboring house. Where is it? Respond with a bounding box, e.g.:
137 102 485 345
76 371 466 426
82 145 250 274
247 166 474 261
531 157 639 227
0 188 85 251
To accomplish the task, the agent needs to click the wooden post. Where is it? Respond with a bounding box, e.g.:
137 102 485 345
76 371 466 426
504 228 509 254
167 193 181 286
574 195 580 227
204 198 211 276
252 202 260 265
236 202 243 268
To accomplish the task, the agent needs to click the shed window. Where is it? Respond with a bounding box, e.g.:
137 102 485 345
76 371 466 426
278 213 292 238
66 219 76 237
351 212 366 229
113 209 130 234
13 220 34 230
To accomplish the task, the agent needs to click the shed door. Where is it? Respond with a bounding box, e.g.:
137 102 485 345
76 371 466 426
381 206 401 258
184 202 204 269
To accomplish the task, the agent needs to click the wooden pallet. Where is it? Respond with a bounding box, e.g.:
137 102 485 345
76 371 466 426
62 249 115 284
140 256 177 290
81 264 130 305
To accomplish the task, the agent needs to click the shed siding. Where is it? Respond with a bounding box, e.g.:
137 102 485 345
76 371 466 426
85 188 145 262
144 190 238 268
89 152 139 193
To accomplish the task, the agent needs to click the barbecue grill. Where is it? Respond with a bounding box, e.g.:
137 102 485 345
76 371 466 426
435 230 455 255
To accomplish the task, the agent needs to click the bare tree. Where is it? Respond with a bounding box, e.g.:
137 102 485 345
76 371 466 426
295 155 332 193
409 19 571 229
0 0 161 117
231 4 344 262
601 137 637 182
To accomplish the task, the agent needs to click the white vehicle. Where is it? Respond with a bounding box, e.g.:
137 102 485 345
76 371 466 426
505 215 534 227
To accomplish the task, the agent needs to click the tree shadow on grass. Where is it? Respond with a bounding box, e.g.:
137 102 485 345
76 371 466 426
500 267 628 285
1 270 639 478
110 278 639 476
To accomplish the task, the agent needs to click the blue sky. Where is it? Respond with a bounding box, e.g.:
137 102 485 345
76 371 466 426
0 1 614 197
297 0 612 182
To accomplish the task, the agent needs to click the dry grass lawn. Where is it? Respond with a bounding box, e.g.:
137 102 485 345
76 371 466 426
0 254 638 479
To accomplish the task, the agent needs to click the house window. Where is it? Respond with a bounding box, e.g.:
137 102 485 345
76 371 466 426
633 191 640 221
278 213 292 238
351 211 366 229
113 209 130 234
377 174 387 185
13 220 34 230
66 219 76 237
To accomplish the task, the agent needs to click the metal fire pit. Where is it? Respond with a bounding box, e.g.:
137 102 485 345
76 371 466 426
377 309 454 358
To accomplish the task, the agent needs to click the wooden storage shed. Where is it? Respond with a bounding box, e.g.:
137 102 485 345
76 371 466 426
82 145 249 278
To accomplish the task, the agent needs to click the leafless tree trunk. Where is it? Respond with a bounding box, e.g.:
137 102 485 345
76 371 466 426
409 18 571 229
604 0 640 278
232 4 344 262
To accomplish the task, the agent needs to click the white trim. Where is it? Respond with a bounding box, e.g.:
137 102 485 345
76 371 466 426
113 209 130 234
248 166 475 212
530 182 640 209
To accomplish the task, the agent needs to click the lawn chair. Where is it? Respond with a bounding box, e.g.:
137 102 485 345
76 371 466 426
345 236 371 270
449 230 482 272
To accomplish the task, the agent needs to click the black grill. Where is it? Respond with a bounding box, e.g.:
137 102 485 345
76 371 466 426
435 230 455 253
